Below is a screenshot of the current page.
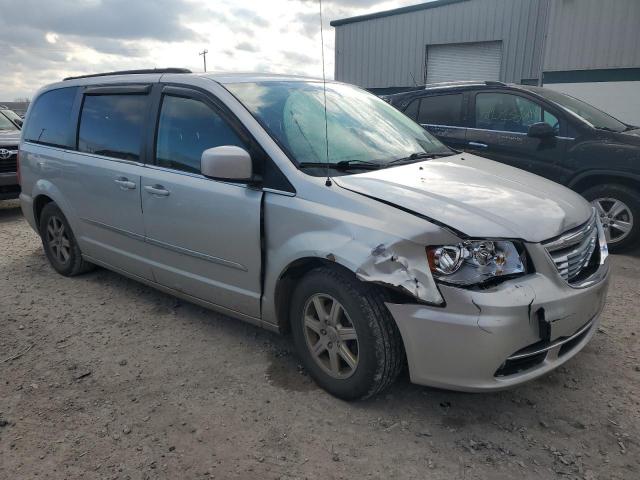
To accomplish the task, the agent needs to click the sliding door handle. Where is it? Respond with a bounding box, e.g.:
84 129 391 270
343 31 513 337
468 141 488 149
144 185 170 197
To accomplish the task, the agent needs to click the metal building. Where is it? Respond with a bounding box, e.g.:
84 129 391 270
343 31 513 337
331 0 640 123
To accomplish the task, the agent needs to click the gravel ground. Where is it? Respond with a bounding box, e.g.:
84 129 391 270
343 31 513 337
1 198 639 480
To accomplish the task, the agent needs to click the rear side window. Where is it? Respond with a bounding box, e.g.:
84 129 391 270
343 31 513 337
156 95 246 174
417 94 463 126
24 87 78 148
78 94 148 161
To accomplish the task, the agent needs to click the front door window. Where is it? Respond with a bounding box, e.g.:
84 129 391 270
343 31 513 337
475 92 559 134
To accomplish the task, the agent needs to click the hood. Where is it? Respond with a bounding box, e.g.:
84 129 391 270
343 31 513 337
619 127 640 143
334 154 592 243
0 129 20 144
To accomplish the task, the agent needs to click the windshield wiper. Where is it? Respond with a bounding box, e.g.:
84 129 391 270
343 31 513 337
386 151 454 167
298 160 382 170
597 126 624 133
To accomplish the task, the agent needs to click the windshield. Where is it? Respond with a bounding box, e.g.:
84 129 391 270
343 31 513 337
524 86 627 132
226 81 451 173
0 112 18 131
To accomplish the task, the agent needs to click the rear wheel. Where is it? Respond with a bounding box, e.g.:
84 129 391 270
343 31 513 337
39 203 94 276
290 266 405 400
582 184 640 253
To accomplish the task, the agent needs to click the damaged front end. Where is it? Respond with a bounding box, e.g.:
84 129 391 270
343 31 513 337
355 241 444 305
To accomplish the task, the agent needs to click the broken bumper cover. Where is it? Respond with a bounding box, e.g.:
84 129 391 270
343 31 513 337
386 262 610 392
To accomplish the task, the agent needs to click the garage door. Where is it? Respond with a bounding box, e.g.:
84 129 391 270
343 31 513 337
426 41 502 84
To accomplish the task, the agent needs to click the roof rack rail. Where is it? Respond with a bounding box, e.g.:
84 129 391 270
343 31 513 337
484 81 507 86
63 68 192 81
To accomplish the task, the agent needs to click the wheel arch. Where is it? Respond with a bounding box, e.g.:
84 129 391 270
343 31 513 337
30 179 80 233
272 255 419 334
273 256 357 334
569 171 640 194
33 194 54 227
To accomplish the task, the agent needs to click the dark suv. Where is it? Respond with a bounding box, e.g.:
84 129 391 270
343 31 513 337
0 107 21 200
387 82 640 252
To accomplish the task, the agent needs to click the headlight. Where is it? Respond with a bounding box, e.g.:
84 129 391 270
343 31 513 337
426 240 527 286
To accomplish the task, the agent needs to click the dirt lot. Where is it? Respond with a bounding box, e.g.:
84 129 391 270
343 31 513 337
1 198 639 480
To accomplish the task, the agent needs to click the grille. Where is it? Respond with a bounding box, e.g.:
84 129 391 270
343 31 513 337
543 212 599 284
0 145 18 173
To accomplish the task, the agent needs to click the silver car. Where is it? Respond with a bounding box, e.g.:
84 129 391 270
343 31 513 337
19 70 610 399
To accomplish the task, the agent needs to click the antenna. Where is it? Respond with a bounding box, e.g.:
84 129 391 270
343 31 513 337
318 0 331 187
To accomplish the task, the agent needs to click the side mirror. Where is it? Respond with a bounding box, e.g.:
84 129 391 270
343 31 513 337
201 146 253 182
14 119 23 127
527 122 555 138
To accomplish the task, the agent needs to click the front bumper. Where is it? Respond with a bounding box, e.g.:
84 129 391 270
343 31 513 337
387 244 610 392
0 172 19 200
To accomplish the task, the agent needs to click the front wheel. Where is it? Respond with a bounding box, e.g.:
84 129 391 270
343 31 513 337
290 267 405 400
582 184 640 253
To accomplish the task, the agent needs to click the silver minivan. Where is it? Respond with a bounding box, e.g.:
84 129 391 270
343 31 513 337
19 70 610 399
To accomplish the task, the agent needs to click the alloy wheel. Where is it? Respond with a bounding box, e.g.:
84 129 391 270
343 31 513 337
302 294 359 379
592 197 634 244
46 215 71 264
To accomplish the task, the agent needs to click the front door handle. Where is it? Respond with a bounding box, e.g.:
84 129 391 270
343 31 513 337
144 185 170 197
468 141 488 149
114 177 136 190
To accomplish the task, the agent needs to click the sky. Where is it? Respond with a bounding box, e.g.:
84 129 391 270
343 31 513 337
0 0 422 100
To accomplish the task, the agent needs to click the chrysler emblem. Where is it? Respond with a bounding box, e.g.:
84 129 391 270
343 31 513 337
0 148 12 159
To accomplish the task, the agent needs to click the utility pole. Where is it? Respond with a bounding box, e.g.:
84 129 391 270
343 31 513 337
199 49 208 72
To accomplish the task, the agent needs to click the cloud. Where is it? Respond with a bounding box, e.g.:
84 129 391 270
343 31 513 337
236 41 260 53
0 0 420 99
282 50 317 66
0 0 202 42
231 8 270 28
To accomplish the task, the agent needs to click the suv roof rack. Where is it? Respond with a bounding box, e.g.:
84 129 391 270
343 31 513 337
63 68 192 81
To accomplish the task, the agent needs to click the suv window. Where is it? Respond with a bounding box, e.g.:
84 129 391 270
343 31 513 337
156 95 246 174
78 94 148 161
475 92 559 134
23 87 78 147
417 94 463 126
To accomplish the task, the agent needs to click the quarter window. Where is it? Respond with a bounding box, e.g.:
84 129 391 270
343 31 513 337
23 87 78 148
417 94 464 126
544 110 560 133
155 95 246 174
78 94 148 161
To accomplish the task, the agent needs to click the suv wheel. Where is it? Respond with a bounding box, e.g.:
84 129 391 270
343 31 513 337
582 184 640 253
39 203 94 276
290 266 405 400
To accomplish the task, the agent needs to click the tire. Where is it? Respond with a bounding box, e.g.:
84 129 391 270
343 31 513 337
581 184 640 253
290 266 405 400
39 202 94 276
